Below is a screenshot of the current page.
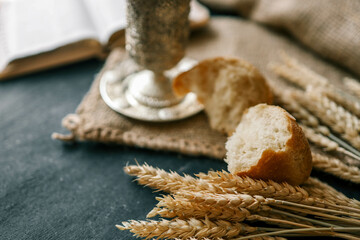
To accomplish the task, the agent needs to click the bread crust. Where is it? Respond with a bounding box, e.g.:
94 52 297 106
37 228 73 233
236 107 312 185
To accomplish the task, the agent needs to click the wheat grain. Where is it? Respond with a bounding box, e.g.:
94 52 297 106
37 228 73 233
117 218 258 239
312 152 360 183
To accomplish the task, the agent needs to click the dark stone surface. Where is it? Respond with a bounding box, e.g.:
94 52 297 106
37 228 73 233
0 59 359 240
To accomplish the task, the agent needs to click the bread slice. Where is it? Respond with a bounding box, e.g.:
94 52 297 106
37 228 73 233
173 57 273 135
225 104 312 185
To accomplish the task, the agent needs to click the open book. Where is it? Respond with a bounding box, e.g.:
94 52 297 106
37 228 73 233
0 0 209 80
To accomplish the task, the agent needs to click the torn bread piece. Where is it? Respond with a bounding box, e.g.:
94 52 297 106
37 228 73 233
225 104 312 185
173 57 273 135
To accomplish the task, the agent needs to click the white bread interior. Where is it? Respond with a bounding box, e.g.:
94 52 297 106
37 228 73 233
173 57 273 135
225 104 312 185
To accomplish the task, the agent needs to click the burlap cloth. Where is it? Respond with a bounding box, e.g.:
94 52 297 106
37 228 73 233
53 17 355 159
200 0 360 77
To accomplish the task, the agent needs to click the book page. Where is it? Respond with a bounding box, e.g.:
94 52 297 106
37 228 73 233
0 0 99 71
83 0 127 44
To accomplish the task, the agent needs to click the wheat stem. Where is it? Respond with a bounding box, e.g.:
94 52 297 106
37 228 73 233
247 214 312 228
269 208 337 228
233 227 360 240
272 199 360 219
274 204 360 226
328 133 360 158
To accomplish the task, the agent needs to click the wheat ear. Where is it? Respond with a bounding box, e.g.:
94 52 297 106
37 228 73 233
320 87 360 118
116 218 258 239
290 89 360 149
303 177 360 209
312 152 360 183
178 191 269 210
274 88 360 159
272 55 360 118
344 77 360 98
195 171 323 205
269 53 328 88
307 88 360 134
123 164 224 193
151 194 324 229
301 125 360 161
301 124 338 151
178 191 360 220
149 194 253 221
273 89 324 131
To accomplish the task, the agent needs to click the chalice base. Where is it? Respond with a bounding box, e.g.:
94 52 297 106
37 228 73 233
100 58 203 122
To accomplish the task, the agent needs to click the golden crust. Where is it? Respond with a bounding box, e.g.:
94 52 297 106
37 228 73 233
236 107 313 186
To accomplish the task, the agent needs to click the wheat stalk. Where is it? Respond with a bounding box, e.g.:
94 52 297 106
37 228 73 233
290 88 360 149
181 237 285 240
303 177 360 210
269 53 328 88
272 52 359 121
178 191 270 210
151 194 330 229
124 164 360 213
312 152 360 183
272 56 360 118
301 124 338 151
274 87 360 159
321 87 360 118
178 191 360 220
307 87 360 133
149 194 253 221
196 171 312 202
233 227 360 240
116 218 259 239
123 163 224 194
273 89 324 130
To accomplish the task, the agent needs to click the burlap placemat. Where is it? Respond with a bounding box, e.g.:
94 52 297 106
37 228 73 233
53 17 354 160
200 0 360 77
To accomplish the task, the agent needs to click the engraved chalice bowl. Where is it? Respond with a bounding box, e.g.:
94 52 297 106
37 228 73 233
100 0 203 121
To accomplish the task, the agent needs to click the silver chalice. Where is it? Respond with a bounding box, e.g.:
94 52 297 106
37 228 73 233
100 0 203 121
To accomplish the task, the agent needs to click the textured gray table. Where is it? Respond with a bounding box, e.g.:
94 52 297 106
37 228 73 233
0 59 359 240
